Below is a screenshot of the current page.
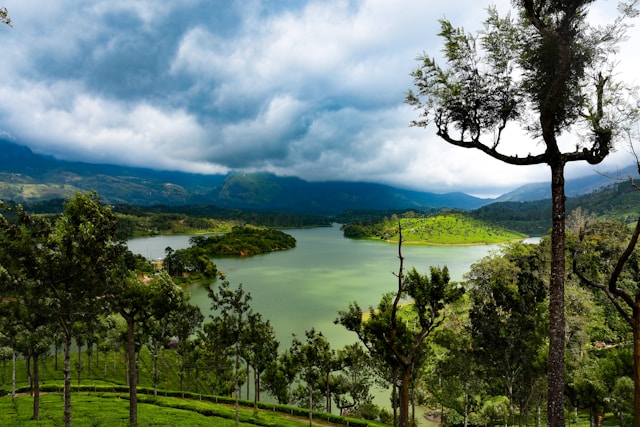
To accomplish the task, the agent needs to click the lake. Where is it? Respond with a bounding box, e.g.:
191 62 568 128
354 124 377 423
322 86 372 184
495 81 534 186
127 224 509 349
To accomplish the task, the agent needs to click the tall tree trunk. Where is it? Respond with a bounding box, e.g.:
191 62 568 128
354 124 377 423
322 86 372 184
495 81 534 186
180 353 186 398
548 161 566 427
400 366 411 427
153 341 159 396
26 354 31 395
77 341 82 385
392 376 398 427
11 350 15 401
64 332 72 427
326 372 331 413
127 317 138 427
254 367 259 408
308 382 313 427
633 314 640 427
32 354 40 421
87 342 92 374
235 343 240 427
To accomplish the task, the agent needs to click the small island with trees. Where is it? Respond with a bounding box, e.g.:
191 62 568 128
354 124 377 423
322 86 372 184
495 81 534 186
163 226 297 280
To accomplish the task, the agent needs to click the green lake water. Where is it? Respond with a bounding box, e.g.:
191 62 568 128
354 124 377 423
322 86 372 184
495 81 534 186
127 224 506 349
127 224 527 420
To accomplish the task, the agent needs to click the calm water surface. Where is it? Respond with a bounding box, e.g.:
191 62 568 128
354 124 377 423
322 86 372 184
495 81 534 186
127 224 504 348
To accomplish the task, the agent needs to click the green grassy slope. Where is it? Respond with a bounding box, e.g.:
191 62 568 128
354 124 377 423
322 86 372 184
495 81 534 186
342 212 527 244
1 348 388 427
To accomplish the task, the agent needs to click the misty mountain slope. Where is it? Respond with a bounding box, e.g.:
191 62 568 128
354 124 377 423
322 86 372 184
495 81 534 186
497 165 639 202
2 139 634 215
0 140 493 213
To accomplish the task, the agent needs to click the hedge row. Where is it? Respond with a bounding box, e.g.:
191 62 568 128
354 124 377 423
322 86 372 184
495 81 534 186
9 384 381 427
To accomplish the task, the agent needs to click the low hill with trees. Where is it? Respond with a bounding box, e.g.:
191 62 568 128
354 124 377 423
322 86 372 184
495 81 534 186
341 211 527 244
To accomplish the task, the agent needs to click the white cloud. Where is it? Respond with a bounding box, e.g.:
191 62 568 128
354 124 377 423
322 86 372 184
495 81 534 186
0 0 638 196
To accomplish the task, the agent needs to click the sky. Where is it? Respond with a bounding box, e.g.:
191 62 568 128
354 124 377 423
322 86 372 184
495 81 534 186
0 0 639 198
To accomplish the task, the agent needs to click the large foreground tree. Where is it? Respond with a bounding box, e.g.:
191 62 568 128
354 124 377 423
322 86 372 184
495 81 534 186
406 2 638 424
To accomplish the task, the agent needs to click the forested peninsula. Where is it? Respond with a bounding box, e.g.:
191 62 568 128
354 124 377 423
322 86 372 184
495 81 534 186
341 211 527 244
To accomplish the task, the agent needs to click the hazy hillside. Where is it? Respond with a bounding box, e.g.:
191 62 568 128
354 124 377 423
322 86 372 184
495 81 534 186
471 177 640 236
497 165 638 202
0 140 492 214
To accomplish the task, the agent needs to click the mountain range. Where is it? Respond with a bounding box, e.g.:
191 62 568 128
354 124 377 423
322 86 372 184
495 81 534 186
0 139 636 215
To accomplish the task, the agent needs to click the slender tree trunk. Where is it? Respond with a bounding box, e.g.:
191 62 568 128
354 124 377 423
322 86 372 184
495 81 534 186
64 332 72 427
11 350 16 401
180 353 185 398
2 356 5 390
26 354 32 395
127 317 138 427
548 161 566 427
87 342 92 374
392 376 398 427
254 367 260 408
153 341 159 396
400 366 411 427
326 372 331 413
33 354 40 421
77 341 82 385
235 343 240 427
633 314 640 427
464 387 469 427
308 382 313 427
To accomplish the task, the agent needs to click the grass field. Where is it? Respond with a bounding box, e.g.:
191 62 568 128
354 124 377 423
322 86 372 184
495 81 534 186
0 392 357 426
0 345 629 426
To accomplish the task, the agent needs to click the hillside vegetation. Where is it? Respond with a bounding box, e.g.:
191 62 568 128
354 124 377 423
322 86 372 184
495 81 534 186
470 179 640 236
342 211 527 244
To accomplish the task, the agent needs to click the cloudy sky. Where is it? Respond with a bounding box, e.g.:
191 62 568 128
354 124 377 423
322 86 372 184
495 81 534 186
0 0 638 197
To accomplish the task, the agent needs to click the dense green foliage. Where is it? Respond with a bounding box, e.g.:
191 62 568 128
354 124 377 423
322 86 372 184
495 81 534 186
342 211 527 244
163 227 296 279
190 226 296 256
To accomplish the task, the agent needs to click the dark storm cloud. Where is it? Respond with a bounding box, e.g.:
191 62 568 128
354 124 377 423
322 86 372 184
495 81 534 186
0 0 636 196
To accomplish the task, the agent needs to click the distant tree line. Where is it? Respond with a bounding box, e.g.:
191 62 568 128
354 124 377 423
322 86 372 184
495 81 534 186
15 199 330 240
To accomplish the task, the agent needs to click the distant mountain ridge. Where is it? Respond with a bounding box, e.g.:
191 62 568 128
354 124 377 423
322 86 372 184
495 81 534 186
1 139 636 215
496 164 639 202
0 140 491 214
